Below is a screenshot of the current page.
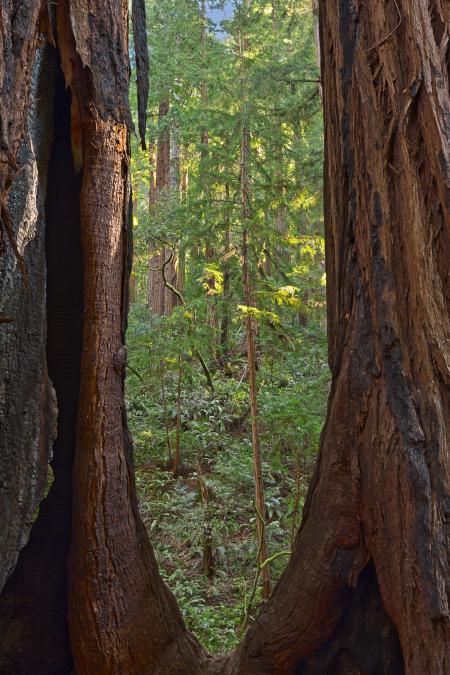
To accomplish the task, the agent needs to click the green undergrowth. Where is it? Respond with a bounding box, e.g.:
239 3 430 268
126 303 329 653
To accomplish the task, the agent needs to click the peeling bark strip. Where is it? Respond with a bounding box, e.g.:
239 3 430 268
132 0 150 149
0 2 57 595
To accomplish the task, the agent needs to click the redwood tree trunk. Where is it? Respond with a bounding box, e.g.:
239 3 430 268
0 2 204 674
216 1 450 672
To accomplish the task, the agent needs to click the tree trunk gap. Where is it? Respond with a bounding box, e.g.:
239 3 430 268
0 1 448 674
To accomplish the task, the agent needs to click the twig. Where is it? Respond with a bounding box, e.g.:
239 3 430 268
236 364 248 389
126 363 143 381
366 0 402 53
153 237 214 391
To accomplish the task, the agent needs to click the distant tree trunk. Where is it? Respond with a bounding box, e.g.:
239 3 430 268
242 227 271 601
272 3 288 259
178 155 188 295
147 142 157 306
274 139 288 265
166 119 180 314
148 101 177 316
311 0 322 97
220 183 231 363
129 198 138 303
200 0 217 333
148 101 169 315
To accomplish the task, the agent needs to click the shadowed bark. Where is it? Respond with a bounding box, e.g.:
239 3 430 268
0 61 83 674
0 4 57 596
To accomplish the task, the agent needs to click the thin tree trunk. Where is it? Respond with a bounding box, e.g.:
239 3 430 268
161 361 173 464
311 0 322 97
172 356 182 476
129 197 138 304
242 230 271 601
240 10 271 598
178 151 188 295
220 182 231 364
200 0 217 333
147 142 157 307
164 122 180 316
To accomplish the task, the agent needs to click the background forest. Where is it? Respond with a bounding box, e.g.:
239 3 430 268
127 0 328 651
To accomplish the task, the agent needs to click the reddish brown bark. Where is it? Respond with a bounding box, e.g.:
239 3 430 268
215 1 450 672
0 52 78 675
1 2 203 674
311 0 322 97
52 4 201 673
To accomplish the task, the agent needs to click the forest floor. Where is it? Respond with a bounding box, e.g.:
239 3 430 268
126 302 329 652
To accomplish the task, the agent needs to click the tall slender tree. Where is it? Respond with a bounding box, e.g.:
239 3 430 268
239 1 271 600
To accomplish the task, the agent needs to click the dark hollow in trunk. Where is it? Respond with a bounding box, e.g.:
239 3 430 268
0 58 83 675
295 563 404 675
